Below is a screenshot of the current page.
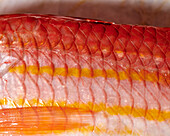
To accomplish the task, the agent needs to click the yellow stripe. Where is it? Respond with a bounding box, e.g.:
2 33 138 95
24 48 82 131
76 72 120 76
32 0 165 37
0 98 169 122
75 126 141 136
9 65 169 84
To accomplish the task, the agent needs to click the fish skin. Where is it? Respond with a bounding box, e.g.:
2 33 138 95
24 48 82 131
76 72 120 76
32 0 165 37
0 14 169 136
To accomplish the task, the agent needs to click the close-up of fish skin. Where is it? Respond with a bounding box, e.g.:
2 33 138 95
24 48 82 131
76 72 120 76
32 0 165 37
0 14 169 136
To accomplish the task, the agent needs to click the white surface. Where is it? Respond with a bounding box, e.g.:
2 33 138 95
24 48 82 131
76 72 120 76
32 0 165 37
0 0 169 27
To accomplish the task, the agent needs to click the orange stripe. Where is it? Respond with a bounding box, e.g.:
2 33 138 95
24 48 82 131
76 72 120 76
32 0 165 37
0 105 143 135
79 126 141 136
0 98 169 122
0 106 91 135
9 65 169 85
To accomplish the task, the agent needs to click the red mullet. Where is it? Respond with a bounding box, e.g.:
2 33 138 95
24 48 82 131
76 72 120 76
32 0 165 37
0 14 169 136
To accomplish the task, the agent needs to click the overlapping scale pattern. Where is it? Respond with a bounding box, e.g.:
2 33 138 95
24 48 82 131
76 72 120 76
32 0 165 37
0 14 169 136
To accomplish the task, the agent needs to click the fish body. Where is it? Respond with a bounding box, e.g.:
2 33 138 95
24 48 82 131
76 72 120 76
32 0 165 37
0 14 169 136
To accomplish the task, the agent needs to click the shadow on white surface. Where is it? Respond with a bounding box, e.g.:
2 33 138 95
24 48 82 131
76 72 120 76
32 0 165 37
0 0 169 27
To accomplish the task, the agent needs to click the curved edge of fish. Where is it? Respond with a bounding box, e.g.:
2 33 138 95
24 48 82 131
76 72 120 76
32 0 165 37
0 14 169 136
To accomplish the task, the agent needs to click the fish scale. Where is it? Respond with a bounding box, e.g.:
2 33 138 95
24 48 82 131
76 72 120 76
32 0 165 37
0 14 169 136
